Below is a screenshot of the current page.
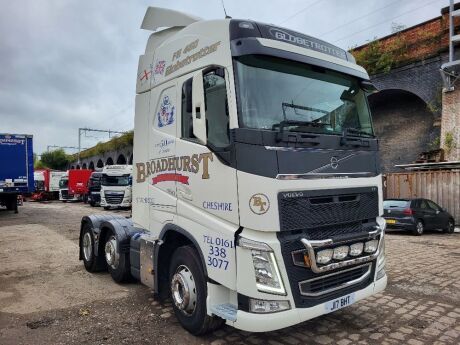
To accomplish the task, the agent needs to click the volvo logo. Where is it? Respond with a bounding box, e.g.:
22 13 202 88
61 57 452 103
330 156 339 170
282 192 304 198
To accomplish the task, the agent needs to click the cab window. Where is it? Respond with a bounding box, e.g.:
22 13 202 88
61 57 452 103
203 69 230 148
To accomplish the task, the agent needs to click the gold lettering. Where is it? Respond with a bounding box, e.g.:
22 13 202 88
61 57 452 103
168 157 175 171
200 152 213 179
136 163 146 183
191 154 200 173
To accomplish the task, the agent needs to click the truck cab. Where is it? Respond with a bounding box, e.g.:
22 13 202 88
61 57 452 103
80 7 386 335
58 173 73 201
87 171 102 207
59 169 92 202
100 165 132 209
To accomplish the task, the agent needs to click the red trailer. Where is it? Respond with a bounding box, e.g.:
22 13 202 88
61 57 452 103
59 169 92 202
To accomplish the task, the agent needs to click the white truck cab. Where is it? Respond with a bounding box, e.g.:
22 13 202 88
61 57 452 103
100 165 133 209
58 172 77 202
79 7 386 335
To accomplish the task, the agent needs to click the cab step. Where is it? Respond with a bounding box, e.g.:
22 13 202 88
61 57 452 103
210 303 237 321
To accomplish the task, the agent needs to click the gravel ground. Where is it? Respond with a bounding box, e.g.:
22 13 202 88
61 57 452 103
0 201 459 345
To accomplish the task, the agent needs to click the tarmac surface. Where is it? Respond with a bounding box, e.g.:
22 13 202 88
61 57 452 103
0 201 459 345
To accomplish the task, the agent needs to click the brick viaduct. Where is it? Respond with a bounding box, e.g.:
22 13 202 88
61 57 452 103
70 145 133 170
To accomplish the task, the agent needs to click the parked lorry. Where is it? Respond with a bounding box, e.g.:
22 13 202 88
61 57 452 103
87 171 102 207
0 133 34 213
59 169 92 202
100 165 133 209
79 7 387 335
32 169 66 201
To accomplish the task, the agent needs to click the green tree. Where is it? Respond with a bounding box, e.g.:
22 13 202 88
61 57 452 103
40 149 70 170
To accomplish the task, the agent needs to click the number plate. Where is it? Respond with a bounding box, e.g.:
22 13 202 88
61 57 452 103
385 219 396 224
324 293 355 313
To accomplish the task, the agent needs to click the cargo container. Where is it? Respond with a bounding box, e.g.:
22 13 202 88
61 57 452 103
59 169 92 202
0 133 34 213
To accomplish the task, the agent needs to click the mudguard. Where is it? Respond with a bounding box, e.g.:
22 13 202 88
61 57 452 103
79 214 131 259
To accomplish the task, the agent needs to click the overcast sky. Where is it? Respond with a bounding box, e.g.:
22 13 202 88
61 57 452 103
0 0 452 154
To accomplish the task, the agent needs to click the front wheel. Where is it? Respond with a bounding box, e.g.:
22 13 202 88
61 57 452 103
169 246 224 335
444 219 455 234
413 220 424 236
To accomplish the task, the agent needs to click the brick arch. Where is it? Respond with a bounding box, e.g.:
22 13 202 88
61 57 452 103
106 157 114 166
97 159 104 168
369 89 439 172
116 154 127 164
89 161 95 170
76 165 81 169
82 163 87 169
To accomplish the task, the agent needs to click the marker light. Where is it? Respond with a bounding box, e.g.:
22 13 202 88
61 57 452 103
333 246 349 260
349 242 364 257
316 249 333 264
364 240 379 253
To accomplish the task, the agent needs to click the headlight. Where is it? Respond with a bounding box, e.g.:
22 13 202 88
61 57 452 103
239 237 286 295
316 248 333 264
249 298 291 313
364 240 379 253
349 242 364 256
332 246 349 260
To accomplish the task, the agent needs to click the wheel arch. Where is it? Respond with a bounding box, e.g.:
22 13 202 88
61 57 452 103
155 224 208 299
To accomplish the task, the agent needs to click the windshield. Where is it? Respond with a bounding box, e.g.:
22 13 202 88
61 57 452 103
234 55 374 136
383 200 410 208
101 174 130 186
59 178 68 189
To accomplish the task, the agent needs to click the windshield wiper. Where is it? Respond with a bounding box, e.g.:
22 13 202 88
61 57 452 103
272 120 327 143
342 127 374 138
340 127 374 147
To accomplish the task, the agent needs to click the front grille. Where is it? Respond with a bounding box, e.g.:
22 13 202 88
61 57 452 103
299 263 371 296
105 192 124 205
278 187 379 232
61 190 71 199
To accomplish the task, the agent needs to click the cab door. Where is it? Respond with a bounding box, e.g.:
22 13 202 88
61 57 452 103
148 80 178 232
174 68 239 289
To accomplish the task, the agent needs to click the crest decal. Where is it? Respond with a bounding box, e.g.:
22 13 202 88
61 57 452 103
157 95 175 128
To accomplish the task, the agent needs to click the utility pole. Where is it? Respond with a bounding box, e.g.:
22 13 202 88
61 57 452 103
78 128 126 164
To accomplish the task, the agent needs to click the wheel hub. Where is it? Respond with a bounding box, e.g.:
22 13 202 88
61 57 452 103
171 265 197 315
82 232 92 261
105 236 119 269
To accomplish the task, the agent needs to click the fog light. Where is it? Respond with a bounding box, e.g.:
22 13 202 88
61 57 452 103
364 240 379 253
316 249 333 264
249 298 291 313
349 242 364 256
333 246 349 260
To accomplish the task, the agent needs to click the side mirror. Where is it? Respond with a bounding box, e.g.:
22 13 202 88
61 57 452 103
192 70 207 144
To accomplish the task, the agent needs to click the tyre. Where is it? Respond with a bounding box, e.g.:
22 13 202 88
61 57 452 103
104 233 131 283
81 223 106 272
89 201 96 207
103 206 110 210
444 219 455 234
169 246 224 335
413 220 424 236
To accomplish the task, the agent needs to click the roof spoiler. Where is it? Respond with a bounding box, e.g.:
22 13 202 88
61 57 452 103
141 6 201 31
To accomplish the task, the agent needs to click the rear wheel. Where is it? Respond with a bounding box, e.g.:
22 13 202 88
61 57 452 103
89 201 96 207
169 246 224 335
413 220 424 236
103 206 110 210
444 219 455 234
81 223 106 272
104 234 131 283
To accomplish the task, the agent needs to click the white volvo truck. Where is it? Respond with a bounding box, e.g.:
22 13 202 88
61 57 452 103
79 7 387 335
100 165 133 209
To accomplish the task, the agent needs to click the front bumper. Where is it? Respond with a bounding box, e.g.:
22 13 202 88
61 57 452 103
231 275 387 332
